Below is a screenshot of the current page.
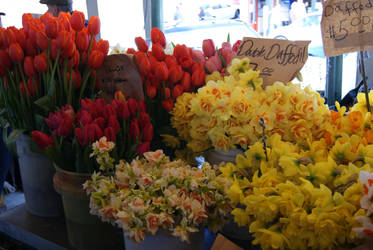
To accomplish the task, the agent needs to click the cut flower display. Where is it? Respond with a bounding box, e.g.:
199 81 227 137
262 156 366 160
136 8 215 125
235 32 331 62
84 145 231 243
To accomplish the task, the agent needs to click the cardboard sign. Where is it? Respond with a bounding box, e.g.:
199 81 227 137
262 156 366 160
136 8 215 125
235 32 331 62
211 234 243 250
236 37 310 86
321 0 373 57
96 54 144 102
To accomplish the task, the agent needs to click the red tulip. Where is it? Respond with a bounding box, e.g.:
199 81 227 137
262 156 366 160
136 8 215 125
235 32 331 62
138 100 146 113
135 37 148 52
25 38 37 57
84 123 103 143
114 90 126 102
56 30 70 50
127 98 138 117
88 16 101 36
19 82 27 98
88 50 104 70
108 115 120 133
45 18 58 39
192 62 204 73
222 42 232 49
155 61 168 81
232 40 242 53
68 50 80 68
93 117 105 130
191 49 205 63
61 39 76 58
163 87 171 99
50 39 58 60
137 141 150 155
192 69 206 87
78 110 93 126
0 50 12 69
152 43 165 61
135 52 151 76
66 70 82 88
58 12 71 31
181 71 191 91
142 123 153 142
15 29 26 49
164 55 178 68
139 111 150 129
104 127 116 142
172 84 184 99
129 118 141 141
57 118 73 137
8 43 24 63
173 44 189 60
24 56 35 77
161 99 173 112
150 27 166 48
76 30 89 51
104 104 117 120
168 65 183 84
146 84 157 99
97 39 109 56
1 28 16 48
31 131 54 151
179 56 193 70
36 31 49 51
126 48 136 54
71 11 85 31
202 39 215 57
75 127 86 146
34 53 47 73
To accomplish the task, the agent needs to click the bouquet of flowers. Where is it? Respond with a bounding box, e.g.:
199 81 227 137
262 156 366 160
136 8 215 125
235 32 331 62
169 58 330 153
0 11 107 133
84 145 231 243
31 95 153 173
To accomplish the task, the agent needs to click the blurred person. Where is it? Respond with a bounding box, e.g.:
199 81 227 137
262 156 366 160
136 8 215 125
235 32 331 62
289 0 306 23
40 0 72 17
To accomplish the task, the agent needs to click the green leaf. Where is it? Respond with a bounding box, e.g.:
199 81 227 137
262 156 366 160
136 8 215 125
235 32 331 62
216 49 226 68
227 33 230 43
171 42 176 48
3 128 26 156
34 96 53 111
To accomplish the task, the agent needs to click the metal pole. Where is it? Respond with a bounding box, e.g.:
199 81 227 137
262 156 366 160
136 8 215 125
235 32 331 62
325 55 343 106
86 0 100 40
151 0 163 30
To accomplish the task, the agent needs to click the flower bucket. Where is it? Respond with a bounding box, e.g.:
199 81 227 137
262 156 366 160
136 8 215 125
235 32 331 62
16 133 63 217
124 228 204 250
53 166 124 250
205 149 252 242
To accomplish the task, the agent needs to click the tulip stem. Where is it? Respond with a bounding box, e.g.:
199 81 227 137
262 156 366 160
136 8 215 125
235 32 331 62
67 68 73 105
78 68 92 103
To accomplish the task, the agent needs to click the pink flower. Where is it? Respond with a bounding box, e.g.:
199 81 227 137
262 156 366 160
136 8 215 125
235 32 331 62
191 50 205 63
202 39 215 58
205 54 222 73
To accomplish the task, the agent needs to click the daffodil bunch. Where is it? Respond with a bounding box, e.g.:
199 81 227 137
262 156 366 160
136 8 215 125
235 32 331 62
169 58 330 153
84 138 231 243
220 132 373 249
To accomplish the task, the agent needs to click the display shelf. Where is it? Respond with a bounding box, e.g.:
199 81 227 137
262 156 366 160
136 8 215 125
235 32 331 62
0 204 72 250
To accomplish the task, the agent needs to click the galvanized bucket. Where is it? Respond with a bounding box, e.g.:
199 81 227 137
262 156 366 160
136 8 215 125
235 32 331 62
16 133 63 217
124 228 204 250
53 166 124 250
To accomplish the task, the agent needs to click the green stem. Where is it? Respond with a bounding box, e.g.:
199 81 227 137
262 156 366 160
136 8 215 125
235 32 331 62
78 68 92 102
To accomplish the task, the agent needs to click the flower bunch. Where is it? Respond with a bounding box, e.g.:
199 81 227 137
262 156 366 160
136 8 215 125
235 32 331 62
194 39 241 75
31 95 153 173
220 132 372 249
84 147 231 243
170 58 330 153
0 11 107 132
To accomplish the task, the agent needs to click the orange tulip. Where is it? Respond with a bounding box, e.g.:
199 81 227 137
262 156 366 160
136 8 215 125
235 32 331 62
97 39 109 56
76 30 89 52
88 49 104 70
34 53 47 73
88 16 100 36
150 27 166 48
135 37 148 52
24 56 35 77
152 43 166 61
8 42 24 63
71 11 85 32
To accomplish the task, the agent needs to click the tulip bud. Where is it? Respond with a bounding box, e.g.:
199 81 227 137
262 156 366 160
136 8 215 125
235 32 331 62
76 30 89 52
61 39 76 58
168 65 183 84
164 55 178 68
142 123 153 142
180 71 191 92
71 11 85 32
45 18 58 39
163 87 171 99
114 90 126 102
34 53 48 73
192 69 206 87
179 56 193 70
129 118 141 141
68 50 80 68
152 43 166 61
0 50 12 69
57 118 73 137
15 29 27 49
104 127 116 142
1 28 16 48
104 104 117 120
88 49 104 70
135 52 151 76
108 115 120 133
135 37 148 52
78 110 93 126
127 98 138 117
172 84 184 99
75 127 86 146
36 31 49 51
24 56 35 77
126 48 136 54
151 27 166 48
202 39 215 57
97 39 109 56
31 131 54 151
146 84 157 99
93 117 105 130
155 61 168 81
191 49 206 63
136 141 150 155
139 111 150 129
116 101 130 120
138 100 146 113
161 99 173 112
88 16 100 36
25 38 37 57
56 30 70 50
173 44 189 60
232 40 242 53
8 42 24 63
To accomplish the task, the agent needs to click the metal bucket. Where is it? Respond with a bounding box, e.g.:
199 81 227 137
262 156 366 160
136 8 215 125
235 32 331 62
16 133 63 217
53 166 124 250
124 228 204 250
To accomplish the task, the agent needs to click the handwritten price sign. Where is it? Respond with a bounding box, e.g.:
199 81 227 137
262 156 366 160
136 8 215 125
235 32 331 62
236 37 310 86
321 0 373 57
